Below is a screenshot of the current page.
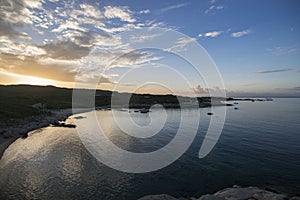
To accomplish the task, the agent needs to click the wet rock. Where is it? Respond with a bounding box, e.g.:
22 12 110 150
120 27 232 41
198 195 225 200
138 194 178 200
138 186 297 200
212 186 289 200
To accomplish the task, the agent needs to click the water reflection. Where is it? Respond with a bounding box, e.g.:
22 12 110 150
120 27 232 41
1 100 300 199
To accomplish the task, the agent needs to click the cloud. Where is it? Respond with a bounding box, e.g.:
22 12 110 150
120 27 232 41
0 0 44 39
37 57 81 66
0 37 46 56
0 54 77 82
0 20 31 40
193 84 226 96
255 68 292 74
129 32 162 43
41 41 91 60
109 50 161 68
97 23 145 34
165 37 197 52
159 3 187 13
139 9 150 14
205 5 224 14
79 4 102 19
199 31 223 38
266 46 299 56
231 29 251 37
56 29 120 48
194 84 208 94
104 6 136 22
0 0 166 86
0 0 43 24
52 20 89 33
75 72 115 84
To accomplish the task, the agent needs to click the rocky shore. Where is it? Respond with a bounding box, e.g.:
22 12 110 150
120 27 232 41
0 108 90 159
138 186 300 200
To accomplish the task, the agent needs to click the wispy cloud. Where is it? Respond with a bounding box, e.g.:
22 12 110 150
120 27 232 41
255 68 292 74
139 9 150 14
231 29 251 38
165 37 197 52
205 5 224 14
266 46 299 56
198 31 223 38
159 3 187 13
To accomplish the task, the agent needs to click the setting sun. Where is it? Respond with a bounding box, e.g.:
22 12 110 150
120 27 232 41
16 75 55 86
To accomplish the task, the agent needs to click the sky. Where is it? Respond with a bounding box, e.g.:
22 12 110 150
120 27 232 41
0 0 299 97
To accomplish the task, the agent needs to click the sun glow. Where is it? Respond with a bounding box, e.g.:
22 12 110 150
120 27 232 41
0 70 56 86
17 75 55 86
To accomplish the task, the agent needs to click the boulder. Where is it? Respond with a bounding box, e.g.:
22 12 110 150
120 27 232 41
138 194 178 200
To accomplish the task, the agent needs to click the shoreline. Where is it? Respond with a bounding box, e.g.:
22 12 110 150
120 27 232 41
0 108 91 159
0 104 227 159
0 98 267 160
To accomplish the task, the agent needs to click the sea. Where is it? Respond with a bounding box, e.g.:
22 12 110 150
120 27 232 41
0 98 299 200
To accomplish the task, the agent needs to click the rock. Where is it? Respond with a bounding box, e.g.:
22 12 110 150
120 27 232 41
252 191 288 200
138 194 178 200
214 186 262 199
137 186 297 200
20 132 28 139
291 197 300 200
213 186 289 200
51 122 76 128
198 194 226 200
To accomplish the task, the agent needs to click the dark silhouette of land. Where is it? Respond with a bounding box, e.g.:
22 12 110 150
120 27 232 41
0 84 231 120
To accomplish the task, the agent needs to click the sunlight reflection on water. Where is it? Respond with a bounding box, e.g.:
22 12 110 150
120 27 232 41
1 99 300 199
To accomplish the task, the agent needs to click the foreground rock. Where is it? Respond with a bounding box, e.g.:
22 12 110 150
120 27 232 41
138 186 300 200
139 194 178 200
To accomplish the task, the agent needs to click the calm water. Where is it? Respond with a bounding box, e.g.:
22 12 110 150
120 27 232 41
0 98 300 199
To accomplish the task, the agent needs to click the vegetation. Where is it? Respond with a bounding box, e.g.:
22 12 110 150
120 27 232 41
0 84 223 120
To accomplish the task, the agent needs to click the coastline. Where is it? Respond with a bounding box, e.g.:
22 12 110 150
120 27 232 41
0 98 256 160
0 108 90 159
0 103 228 159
